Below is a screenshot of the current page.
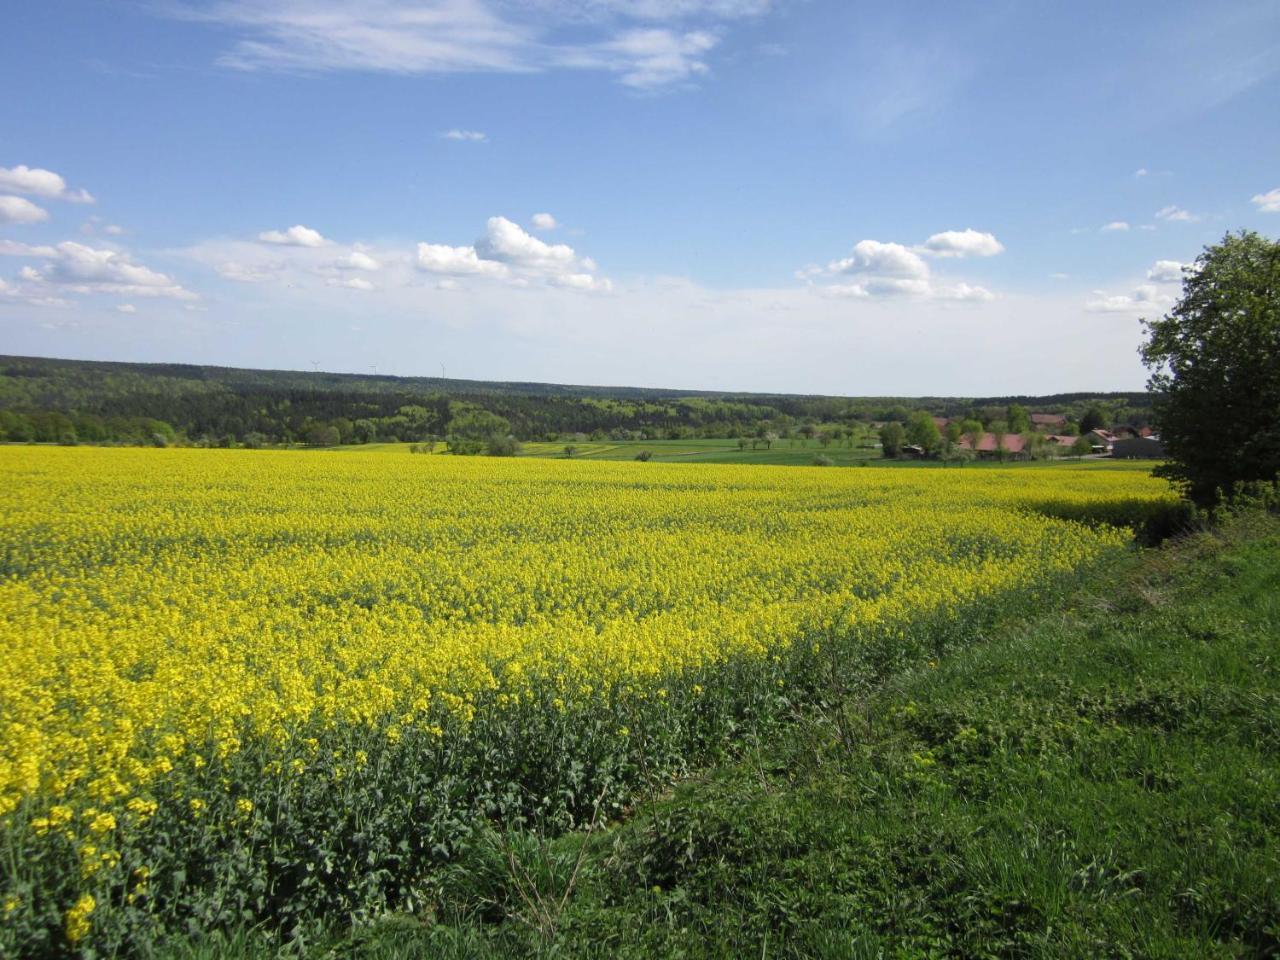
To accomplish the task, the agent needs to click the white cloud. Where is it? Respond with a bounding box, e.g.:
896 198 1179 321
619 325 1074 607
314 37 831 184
0 165 95 203
475 216 581 269
1101 221 1130 232
176 0 768 89
0 239 58 257
34 241 195 299
531 212 558 231
1050 272 1070 279
217 260 280 283
1251 188 1280 213
6 240 195 301
1147 260 1185 283
414 216 610 290
551 272 613 292
441 129 488 141
1085 282 1168 314
326 276 375 291
416 242 510 277
103 224 125 236
801 232 1001 302
0 195 50 224
591 28 718 88
258 224 327 246
116 303 137 313
918 228 1004 259
1135 168 1148 177
939 282 995 301
338 250 380 270
819 239 930 279
1154 205 1198 222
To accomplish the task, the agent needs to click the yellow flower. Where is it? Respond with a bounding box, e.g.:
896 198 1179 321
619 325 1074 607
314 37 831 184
64 893 95 945
89 812 116 834
236 798 254 816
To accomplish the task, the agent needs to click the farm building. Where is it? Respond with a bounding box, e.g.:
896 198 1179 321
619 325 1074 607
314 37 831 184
1031 413 1067 428
1111 436 1166 459
956 432 1029 460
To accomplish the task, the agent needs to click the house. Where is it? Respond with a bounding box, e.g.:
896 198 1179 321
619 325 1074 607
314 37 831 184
931 416 950 431
1030 413 1067 428
1044 434 1078 449
1111 436 1166 459
956 432 1029 459
1087 428 1115 453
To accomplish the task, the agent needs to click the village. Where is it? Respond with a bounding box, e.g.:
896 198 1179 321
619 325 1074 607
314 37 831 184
887 411 1167 461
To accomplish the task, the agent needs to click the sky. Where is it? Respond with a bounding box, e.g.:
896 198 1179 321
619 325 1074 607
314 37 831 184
1 0 1278 396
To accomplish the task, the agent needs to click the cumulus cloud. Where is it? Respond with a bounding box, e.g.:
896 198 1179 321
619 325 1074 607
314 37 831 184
1135 168 1149 177
415 215 610 289
441 129 488 141
1101 221 1130 232
1252 188 1280 213
800 232 1000 302
337 250 380 270
475 216 580 268
6 240 195 301
939 282 995 301
0 165 95 203
1085 283 1168 314
1147 260 1185 283
918 228 1004 259
531 212 558 231
0 196 50 224
416 242 510 277
816 239 930 279
259 224 327 247
116 303 137 313
1155 205 1198 222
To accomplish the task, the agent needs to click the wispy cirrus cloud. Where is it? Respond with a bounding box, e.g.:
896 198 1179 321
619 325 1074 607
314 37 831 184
172 0 775 89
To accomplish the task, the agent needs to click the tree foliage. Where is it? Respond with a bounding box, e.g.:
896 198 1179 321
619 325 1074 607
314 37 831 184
1141 231 1280 506
879 422 905 457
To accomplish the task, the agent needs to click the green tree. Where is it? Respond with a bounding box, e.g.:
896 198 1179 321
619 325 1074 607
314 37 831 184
1071 435 1094 457
1141 230 1280 506
1007 403 1031 434
485 434 521 457
879 422 905 458
1079 406 1107 434
905 412 941 455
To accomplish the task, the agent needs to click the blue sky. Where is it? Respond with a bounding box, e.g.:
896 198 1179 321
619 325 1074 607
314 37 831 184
1 0 1277 395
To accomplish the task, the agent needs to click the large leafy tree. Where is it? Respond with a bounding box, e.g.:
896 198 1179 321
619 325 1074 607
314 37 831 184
1140 230 1280 506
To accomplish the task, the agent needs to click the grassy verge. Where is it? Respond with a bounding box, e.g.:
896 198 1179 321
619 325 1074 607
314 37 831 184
167 514 1279 959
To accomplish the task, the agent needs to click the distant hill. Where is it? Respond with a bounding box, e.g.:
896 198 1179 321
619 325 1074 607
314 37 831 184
0 354 1152 446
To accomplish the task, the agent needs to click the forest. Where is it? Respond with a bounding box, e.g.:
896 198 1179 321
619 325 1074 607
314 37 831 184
0 355 1152 448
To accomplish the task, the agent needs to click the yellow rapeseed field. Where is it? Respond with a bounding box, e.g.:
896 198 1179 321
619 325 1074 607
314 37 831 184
0 446 1173 950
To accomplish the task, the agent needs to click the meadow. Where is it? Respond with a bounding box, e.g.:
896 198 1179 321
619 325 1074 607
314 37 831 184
0 448 1176 955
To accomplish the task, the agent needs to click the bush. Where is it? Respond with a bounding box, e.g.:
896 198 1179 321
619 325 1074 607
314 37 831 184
486 435 522 457
634 450 653 462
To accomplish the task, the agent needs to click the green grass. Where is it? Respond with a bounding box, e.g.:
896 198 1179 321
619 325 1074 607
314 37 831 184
164 513 1279 959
